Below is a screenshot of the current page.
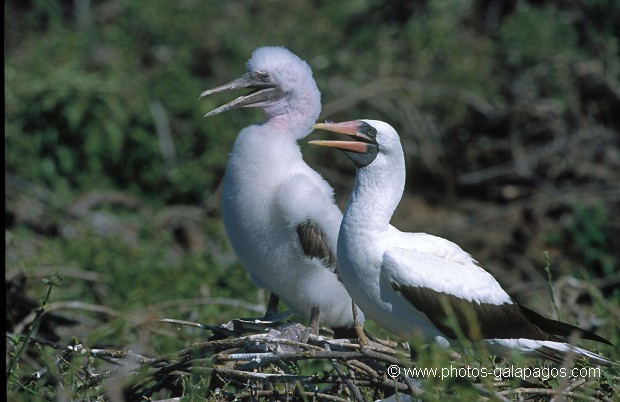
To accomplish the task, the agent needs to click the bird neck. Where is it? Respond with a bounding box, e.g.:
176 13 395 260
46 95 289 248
263 85 321 140
344 153 406 232
262 107 313 136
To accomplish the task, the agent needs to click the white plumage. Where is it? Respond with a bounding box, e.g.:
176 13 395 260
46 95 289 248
199 47 362 331
311 119 611 364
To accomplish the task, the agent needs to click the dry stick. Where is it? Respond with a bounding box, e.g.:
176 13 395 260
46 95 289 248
16 341 98 389
499 386 599 402
347 359 381 380
5 266 104 283
158 317 218 330
152 297 266 314
150 337 251 366
158 317 238 339
87 355 197 396
21 348 76 388
237 389 350 402
73 336 248 392
13 301 121 335
75 332 316 396
91 328 415 396
131 362 196 400
21 330 383 398
266 336 326 351
324 342 366 402
22 312 612 400
360 347 407 366
400 374 425 397
217 350 368 364
214 365 341 384
472 383 512 402
330 360 366 402
346 357 408 395
212 333 414 398
342 359 419 396
555 335 580 402
564 378 589 394
307 335 364 351
216 364 413 396
77 365 140 391
160 315 309 341
6 332 65 350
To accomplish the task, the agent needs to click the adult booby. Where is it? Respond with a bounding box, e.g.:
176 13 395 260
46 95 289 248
310 119 612 364
198 47 363 334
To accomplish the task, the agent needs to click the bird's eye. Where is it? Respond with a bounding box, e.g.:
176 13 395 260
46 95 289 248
359 122 377 139
258 72 270 81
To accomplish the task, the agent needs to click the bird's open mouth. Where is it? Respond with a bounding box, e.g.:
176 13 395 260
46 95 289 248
199 71 279 117
309 120 377 154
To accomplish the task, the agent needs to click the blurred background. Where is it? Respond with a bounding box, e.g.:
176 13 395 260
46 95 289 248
5 0 619 373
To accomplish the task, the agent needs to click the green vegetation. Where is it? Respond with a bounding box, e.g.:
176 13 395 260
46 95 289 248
6 0 619 400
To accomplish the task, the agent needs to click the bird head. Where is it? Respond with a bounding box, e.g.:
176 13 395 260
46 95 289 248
309 120 385 168
199 47 321 128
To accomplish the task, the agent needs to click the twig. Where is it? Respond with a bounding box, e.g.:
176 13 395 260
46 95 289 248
7 277 57 379
149 99 176 169
5 266 104 283
217 350 368 364
151 297 266 314
13 300 121 335
472 383 512 402
543 251 563 321
324 342 366 402
498 386 598 401
236 389 351 402
214 365 341 383
330 360 366 402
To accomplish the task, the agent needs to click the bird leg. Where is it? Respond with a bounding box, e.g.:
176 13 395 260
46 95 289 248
258 292 292 322
308 306 321 335
300 306 321 343
262 292 280 319
353 302 369 346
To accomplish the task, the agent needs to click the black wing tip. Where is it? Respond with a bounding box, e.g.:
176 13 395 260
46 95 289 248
588 333 613 346
518 305 612 346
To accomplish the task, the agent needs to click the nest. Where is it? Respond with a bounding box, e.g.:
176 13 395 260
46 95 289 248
11 317 422 401
8 315 617 402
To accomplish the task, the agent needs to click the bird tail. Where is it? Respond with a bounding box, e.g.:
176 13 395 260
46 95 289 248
486 338 614 366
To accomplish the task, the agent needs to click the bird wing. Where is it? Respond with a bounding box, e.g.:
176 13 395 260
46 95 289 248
274 173 341 272
296 219 337 270
382 246 559 342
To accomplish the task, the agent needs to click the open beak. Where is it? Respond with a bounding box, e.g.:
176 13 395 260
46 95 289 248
198 71 280 117
309 121 374 153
